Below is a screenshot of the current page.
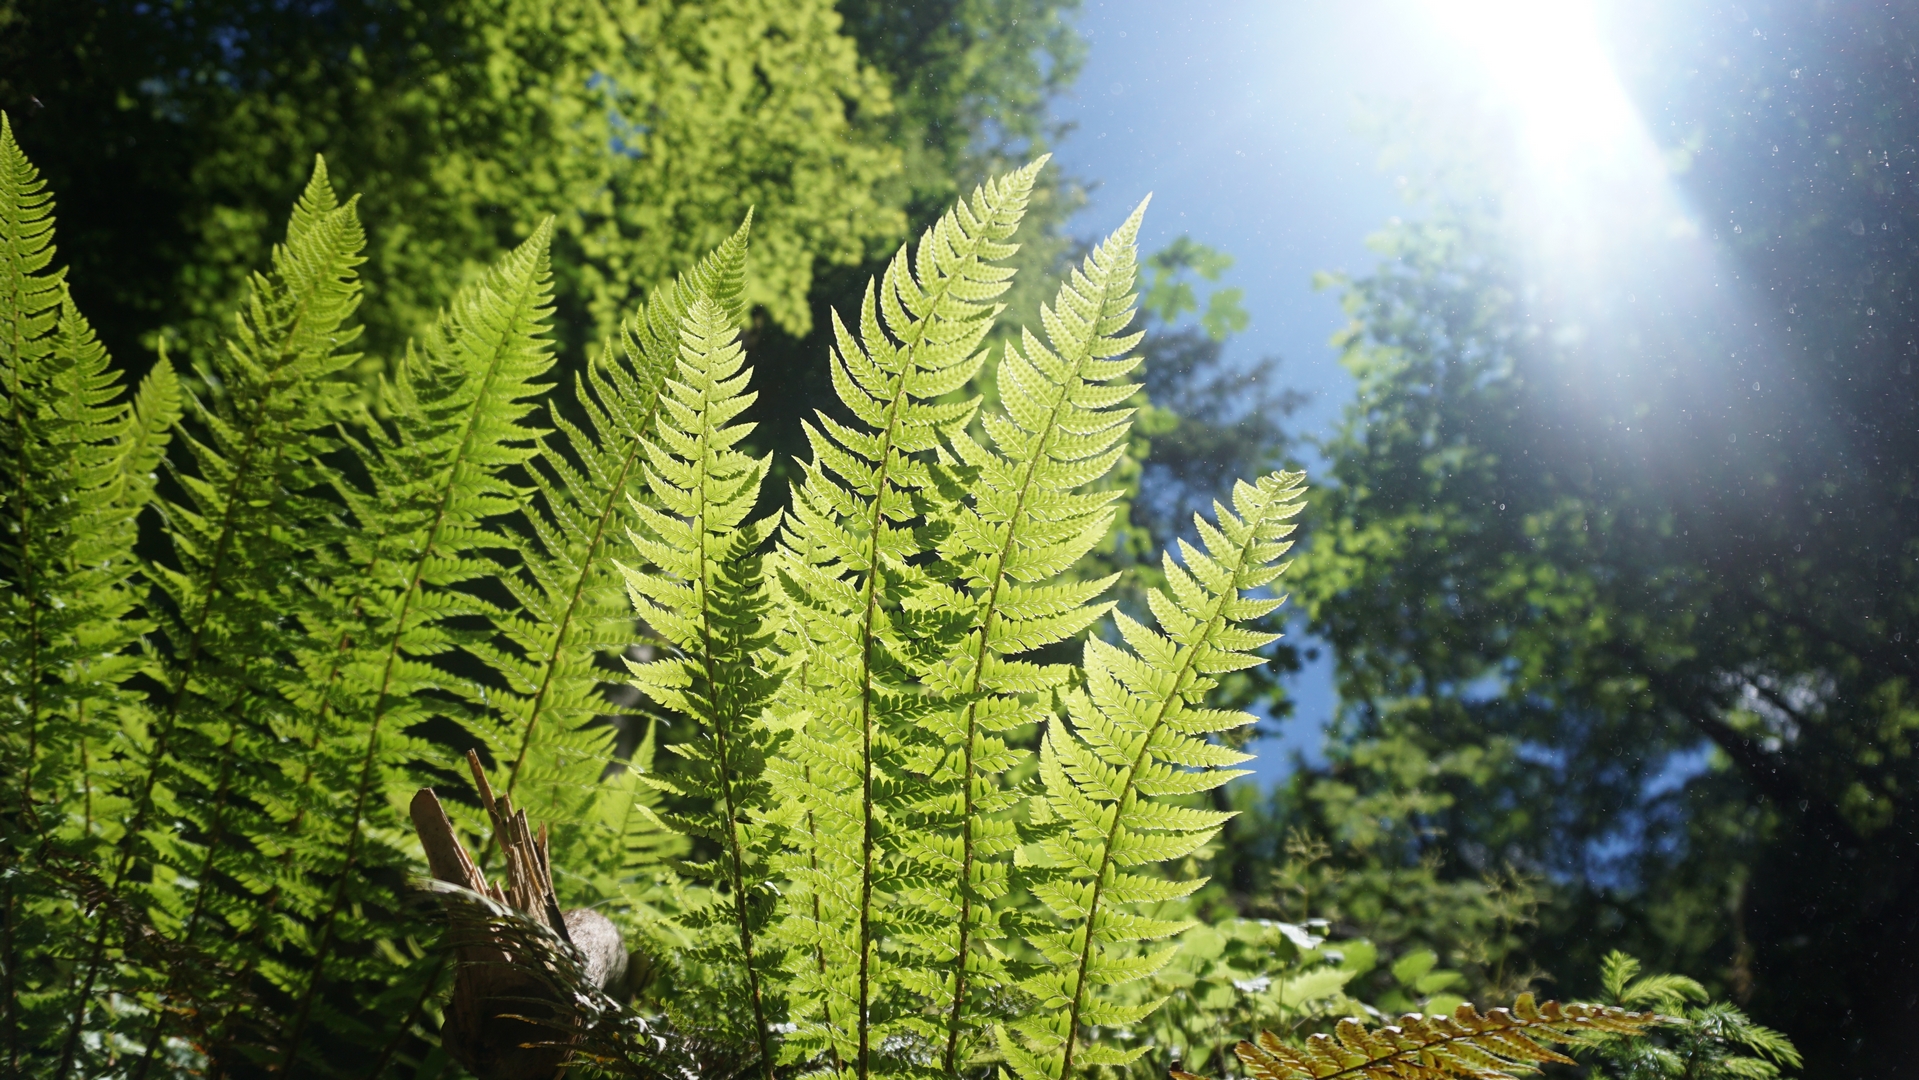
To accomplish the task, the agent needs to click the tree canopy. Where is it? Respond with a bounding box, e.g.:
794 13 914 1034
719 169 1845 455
1282 4 1916 1073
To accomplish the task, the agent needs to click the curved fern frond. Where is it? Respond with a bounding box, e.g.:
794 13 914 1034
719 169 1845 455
0 113 181 1068
477 215 750 875
274 219 558 1069
55 156 365 1078
769 158 1044 1077
1000 470 1308 1080
618 294 782 1070
1172 996 1661 1080
920 198 1152 1071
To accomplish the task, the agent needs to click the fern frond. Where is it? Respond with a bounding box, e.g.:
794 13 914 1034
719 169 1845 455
0 109 62 374
618 293 783 1069
1591 953 1798 1079
272 218 560 1068
50 155 366 1077
1171 995 1661 1080
0 112 182 1067
911 197 1152 1072
1599 949 1640 1000
1000 470 1308 1080
581 719 689 894
769 158 1045 1077
477 215 750 887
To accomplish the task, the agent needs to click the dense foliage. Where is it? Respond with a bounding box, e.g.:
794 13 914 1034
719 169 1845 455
0 0 1081 387
0 115 1329 1077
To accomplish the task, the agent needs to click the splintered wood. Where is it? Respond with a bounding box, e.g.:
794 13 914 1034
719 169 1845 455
409 751 627 1080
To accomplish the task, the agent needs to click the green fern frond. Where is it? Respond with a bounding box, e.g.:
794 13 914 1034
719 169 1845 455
915 197 1152 1072
618 293 784 1069
476 215 750 883
273 218 560 1067
0 112 181 1067
768 158 1044 1077
1000 470 1308 1080
1172 995 1661 1080
52 155 366 1076
1599 950 1640 1000
1590 953 1799 1079
1 110 62 374
582 718 688 892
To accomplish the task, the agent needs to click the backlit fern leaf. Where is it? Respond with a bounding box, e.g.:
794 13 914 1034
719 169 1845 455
0 112 181 1068
768 159 1043 1077
1000 470 1309 1080
916 198 1152 1072
619 294 783 1071
55 156 367 1077
479 214 752 854
1171 995 1661 1080
272 219 560 1068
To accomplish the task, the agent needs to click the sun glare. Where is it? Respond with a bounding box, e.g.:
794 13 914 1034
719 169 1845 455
1412 0 1740 417
1422 0 1640 166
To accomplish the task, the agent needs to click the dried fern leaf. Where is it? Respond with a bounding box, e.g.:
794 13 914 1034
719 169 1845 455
1172 995 1662 1080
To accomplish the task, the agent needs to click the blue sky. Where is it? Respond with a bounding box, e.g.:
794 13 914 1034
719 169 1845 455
1047 1 1473 779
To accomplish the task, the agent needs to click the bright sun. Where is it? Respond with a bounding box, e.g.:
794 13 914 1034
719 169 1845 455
1421 0 1640 167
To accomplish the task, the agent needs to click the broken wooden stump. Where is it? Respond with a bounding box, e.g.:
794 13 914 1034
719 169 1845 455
409 751 628 1080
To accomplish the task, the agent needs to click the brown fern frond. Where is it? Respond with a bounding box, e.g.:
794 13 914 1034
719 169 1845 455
1171 994 1663 1080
